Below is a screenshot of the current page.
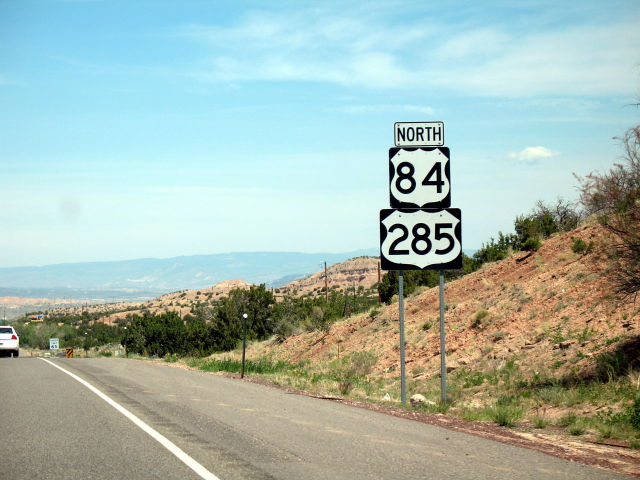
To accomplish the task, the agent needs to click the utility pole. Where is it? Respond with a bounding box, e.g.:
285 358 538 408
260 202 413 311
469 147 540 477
324 261 328 303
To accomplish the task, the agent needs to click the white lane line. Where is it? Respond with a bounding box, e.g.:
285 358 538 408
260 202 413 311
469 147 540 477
40 358 220 480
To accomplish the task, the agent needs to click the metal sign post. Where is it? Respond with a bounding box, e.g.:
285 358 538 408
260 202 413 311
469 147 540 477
438 270 447 403
398 271 407 404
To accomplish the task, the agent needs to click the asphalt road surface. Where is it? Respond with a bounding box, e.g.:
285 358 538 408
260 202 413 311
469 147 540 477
1 357 629 480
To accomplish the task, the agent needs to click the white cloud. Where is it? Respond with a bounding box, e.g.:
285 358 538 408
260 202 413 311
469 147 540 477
177 8 640 97
338 104 435 115
443 21 640 97
507 146 560 164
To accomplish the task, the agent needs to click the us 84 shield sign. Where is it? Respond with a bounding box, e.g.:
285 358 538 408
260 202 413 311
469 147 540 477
389 147 451 208
380 208 462 270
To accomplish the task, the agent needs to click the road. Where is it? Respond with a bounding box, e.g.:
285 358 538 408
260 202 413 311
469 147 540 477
1 357 628 480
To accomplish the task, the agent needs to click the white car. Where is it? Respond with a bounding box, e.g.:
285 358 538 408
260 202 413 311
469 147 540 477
0 326 19 357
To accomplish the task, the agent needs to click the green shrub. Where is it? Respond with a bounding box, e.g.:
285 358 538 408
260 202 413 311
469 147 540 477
164 353 179 363
568 423 586 436
521 237 542 252
571 237 593 255
491 332 506 341
471 310 490 328
597 424 614 439
489 404 523 427
532 416 550 428
577 125 640 300
557 412 578 427
273 316 295 343
629 396 640 430
473 232 518 264
458 369 485 388
514 199 581 248
198 357 295 375
330 351 377 396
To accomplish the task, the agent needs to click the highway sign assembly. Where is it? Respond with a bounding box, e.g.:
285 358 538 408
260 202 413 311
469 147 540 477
380 120 461 405
49 338 59 350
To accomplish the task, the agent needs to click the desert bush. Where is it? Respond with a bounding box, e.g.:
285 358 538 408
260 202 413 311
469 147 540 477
488 404 523 427
557 412 578 427
571 237 593 255
577 125 640 300
196 357 295 375
521 237 541 252
456 369 485 388
471 310 490 328
513 199 582 252
629 396 640 430
272 315 296 343
164 353 179 362
330 351 377 395
532 415 550 428
568 422 586 436
310 306 330 334
473 232 518 264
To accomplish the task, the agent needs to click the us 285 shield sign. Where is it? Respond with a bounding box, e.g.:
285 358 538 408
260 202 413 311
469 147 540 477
380 208 462 271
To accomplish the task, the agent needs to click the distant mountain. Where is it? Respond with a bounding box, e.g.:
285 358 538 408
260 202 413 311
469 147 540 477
0 250 378 299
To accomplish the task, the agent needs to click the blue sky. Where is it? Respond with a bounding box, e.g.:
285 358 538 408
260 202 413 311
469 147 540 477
1 0 638 268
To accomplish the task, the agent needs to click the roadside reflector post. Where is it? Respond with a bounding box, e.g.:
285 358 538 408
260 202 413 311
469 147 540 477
398 271 407 405
240 313 248 379
439 270 447 403
123 326 128 357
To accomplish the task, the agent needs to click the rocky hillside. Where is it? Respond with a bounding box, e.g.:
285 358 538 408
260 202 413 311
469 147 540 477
54 258 380 324
277 257 379 297
254 223 639 381
70 280 253 325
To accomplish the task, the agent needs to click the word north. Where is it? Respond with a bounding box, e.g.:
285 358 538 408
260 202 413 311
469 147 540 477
394 122 444 147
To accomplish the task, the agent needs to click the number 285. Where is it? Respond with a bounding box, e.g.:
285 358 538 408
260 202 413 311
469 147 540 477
388 222 455 256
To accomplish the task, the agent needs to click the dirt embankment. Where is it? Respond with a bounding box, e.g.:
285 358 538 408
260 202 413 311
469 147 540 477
263 223 638 382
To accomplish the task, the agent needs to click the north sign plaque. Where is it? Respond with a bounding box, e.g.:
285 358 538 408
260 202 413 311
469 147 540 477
394 122 444 147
